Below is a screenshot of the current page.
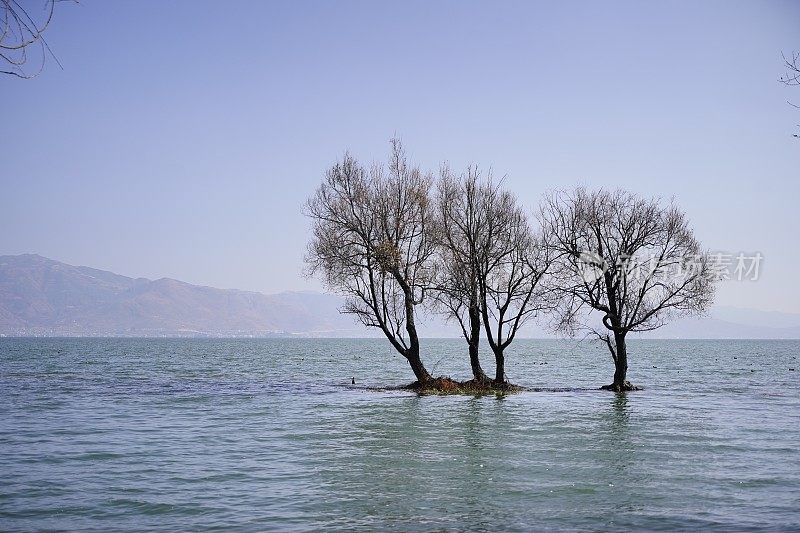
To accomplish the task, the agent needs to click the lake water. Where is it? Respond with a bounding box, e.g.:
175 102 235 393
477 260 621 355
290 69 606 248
1 338 798 531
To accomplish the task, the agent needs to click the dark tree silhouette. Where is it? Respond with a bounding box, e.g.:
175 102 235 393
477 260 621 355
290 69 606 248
431 167 550 385
1 0 72 78
430 166 491 383
541 188 716 391
474 177 550 384
305 140 435 384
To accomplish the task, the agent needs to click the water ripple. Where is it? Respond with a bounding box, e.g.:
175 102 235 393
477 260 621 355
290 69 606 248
0 338 799 531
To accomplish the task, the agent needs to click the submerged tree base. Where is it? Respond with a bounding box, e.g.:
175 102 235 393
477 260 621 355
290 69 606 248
404 377 522 395
600 381 641 392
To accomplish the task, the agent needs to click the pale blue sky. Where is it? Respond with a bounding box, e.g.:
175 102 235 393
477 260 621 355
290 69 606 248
2 1 799 312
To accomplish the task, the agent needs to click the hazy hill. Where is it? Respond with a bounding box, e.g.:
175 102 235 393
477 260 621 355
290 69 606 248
1 254 798 338
0 254 358 336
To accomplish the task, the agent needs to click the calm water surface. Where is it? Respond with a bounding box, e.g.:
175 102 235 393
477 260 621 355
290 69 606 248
1 338 799 531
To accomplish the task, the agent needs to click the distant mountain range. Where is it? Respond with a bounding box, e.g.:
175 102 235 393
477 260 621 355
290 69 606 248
1 254 799 339
0 254 358 337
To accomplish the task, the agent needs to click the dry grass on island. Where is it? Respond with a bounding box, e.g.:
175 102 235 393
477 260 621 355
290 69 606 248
404 377 523 395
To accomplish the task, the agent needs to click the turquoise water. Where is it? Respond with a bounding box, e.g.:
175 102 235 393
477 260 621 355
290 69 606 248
1 338 798 531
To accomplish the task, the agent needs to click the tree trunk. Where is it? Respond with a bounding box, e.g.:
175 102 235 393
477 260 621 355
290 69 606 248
469 342 488 382
468 304 489 382
612 331 628 388
402 285 431 383
493 347 505 384
406 346 432 383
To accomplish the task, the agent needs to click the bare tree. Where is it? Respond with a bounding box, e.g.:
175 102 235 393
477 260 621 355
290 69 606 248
305 140 435 384
429 166 490 383
1 0 72 78
780 50 800 138
475 179 550 385
541 188 715 391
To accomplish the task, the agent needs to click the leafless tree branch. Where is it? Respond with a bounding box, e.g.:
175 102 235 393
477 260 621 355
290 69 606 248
780 50 800 138
1 0 74 79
